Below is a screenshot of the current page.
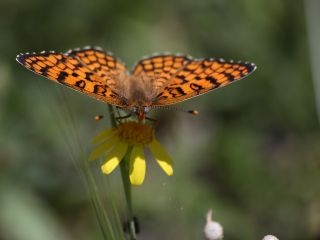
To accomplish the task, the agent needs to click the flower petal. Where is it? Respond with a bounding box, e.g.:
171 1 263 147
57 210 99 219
129 145 146 185
101 141 128 174
89 136 119 161
92 128 115 144
148 139 173 176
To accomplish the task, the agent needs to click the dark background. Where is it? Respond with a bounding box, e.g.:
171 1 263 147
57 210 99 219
1 0 320 239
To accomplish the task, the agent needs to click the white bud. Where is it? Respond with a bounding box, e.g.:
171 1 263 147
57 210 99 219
204 209 223 240
262 235 279 240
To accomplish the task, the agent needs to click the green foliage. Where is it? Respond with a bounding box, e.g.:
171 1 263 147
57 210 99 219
0 0 319 239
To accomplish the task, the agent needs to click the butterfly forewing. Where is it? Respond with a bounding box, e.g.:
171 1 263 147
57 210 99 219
16 48 128 107
67 47 128 84
152 58 256 106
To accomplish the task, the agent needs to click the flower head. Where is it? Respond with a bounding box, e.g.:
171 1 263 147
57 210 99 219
204 209 223 240
89 121 173 185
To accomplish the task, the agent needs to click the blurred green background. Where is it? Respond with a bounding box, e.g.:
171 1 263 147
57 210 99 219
1 0 320 239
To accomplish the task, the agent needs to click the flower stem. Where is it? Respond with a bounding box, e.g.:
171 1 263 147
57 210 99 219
108 105 137 240
120 152 136 240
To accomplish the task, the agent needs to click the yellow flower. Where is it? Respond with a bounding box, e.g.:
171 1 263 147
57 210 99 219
89 122 173 185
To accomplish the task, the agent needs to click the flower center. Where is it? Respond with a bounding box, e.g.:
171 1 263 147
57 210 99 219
116 122 153 145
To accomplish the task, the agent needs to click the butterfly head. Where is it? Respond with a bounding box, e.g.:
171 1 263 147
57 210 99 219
130 106 150 121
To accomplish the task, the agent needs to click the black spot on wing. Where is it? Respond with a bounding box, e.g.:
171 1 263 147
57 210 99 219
40 66 49 77
75 80 86 89
93 85 107 96
57 71 68 82
189 83 204 91
205 76 219 85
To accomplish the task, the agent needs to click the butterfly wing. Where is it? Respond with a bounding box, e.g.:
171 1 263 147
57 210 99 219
16 47 128 107
151 58 257 106
131 54 191 97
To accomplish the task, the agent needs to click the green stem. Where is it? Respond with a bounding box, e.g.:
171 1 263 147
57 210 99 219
108 105 117 127
108 105 136 240
120 152 136 240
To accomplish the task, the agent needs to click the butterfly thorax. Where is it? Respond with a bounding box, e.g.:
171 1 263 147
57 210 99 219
131 106 148 121
118 75 156 121
122 75 156 108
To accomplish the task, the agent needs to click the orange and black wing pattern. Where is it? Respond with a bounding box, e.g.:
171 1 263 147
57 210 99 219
131 54 190 93
66 47 128 89
152 58 257 106
16 46 128 107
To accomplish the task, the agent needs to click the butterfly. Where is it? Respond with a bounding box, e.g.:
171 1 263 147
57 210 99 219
16 46 256 120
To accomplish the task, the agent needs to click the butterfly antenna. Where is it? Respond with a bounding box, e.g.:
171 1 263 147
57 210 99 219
94 115 104 121
151 106 199 116
186 110 199 115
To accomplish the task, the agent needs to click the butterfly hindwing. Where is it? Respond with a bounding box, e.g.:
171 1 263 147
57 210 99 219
16 47 128 107
131 54 191 94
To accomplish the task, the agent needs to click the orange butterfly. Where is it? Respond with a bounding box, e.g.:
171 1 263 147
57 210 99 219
16 46 256 120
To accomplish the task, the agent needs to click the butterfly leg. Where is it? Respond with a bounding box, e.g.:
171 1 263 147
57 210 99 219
145 117 160 128
113 106 132 123
145 116 158 122
116 114 132 123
